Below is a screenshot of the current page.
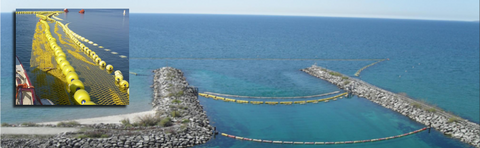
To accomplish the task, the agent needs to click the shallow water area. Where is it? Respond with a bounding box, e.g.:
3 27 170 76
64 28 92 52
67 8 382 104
2 13 479 147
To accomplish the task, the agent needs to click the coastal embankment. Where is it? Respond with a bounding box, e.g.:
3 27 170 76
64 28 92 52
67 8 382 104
302 65 480 147
1 67 213 148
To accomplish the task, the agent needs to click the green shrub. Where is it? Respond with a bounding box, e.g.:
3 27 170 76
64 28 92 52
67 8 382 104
447 118 460 123
180 124 187 131
136 114 161 126
21 122 36 127
321 68 327 72
412 102 422 109
159 117 172 127
343 80 350 85
176 90 184 97
179 106 188 110
172 99 182 104
341 76 349 80
78 131 109 138
120 118 131 126
1 123 10 127
77 135 89 139
57 121 80 127
427 108 436 113
182 119 190 123
327 72 342 77
171 111 181 117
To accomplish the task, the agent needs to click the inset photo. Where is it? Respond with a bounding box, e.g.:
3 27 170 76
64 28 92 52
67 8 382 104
15 9 129 105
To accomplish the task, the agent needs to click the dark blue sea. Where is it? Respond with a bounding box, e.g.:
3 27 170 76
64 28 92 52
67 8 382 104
3 13 479 147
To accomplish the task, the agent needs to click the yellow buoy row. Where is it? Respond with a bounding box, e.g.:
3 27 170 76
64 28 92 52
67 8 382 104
69 30 127 59
354 59 386 77
36 14 56 22
16 11 63 14
199 92 349 105
221 127 427 145
40 19 95 105
60 22 129 91
51 16 63 21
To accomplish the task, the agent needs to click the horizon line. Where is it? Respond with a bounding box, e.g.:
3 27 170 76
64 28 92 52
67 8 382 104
4 11 479 22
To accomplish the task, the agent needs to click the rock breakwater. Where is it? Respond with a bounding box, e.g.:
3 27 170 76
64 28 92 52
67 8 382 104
302 65 480 147
1 67 214 148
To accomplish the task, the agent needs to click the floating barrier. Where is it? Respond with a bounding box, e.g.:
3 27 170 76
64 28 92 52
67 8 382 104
16 11 63 15
355 59 386 76
38 18 94 105
294 101 306 104
26 12 128 105
250 101 264 104
199 92 349 105
203 91 340 99
59 22 129 90
265 101 278 105
224 98 235 102
220 127 427 145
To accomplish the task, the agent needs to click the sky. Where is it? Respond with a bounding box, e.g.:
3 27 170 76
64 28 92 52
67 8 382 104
1 0 479 21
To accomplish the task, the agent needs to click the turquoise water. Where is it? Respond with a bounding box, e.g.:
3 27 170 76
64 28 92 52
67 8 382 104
3 13 479 147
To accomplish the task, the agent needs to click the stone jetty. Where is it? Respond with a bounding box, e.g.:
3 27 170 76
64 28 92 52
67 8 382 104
1 67 214 148
302 65 480 147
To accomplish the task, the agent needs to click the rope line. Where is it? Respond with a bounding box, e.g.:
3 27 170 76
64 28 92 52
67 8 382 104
199 92 348 105
203 91 340 99
221 127 427 145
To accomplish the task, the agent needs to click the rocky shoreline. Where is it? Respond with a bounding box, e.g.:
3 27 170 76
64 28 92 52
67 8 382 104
1 67 214 148
302 65 480 147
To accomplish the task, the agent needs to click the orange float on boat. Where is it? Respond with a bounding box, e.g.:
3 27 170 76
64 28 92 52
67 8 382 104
79 9 85 13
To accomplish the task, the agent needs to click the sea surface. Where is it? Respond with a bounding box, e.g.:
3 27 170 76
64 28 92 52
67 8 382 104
3 13 480 147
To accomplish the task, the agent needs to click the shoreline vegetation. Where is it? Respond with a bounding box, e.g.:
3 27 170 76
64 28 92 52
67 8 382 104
1 67 214 148
303 65 480 147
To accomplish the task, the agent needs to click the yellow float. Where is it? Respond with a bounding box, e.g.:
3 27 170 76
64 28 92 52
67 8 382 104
99 61 106 67
62 65 75 76
55 56 66 64
65 71 79 84
92 54 98 60
69 80 84 94
55 50 64 56
73 89 92 105
119 80 129 89
115 74 124 82
58 60 70 70
57 52 66 58
106 64 113 71
95 57 101 64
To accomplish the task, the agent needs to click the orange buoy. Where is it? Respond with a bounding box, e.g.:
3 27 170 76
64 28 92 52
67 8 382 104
64 8 69 12
79 9 85 14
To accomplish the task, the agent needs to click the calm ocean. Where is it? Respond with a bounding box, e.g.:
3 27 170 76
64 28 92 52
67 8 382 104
3 13 479 147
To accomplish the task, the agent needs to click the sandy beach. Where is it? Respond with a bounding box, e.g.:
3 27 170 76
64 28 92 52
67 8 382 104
37 110 156 125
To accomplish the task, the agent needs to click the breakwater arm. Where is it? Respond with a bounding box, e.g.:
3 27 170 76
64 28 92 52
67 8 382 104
151 67 214 146
302 65 480 147
2 67 214 148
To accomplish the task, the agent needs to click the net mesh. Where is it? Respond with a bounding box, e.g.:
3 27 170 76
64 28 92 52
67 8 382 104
28 20 129 105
